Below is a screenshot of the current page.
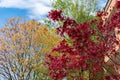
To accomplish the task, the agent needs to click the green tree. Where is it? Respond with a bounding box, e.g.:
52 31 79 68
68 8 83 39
52 0 98 23
45 0 98 27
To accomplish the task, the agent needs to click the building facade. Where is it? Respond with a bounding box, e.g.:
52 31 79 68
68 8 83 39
103 0 120 74
103 0 117 19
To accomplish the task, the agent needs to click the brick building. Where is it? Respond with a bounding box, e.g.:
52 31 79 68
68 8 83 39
103 0 120 74
103 0 116 19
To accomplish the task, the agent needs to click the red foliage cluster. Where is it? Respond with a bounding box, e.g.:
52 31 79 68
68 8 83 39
46 54 67 79
105 75 120 80
46 7 120 80
116 0 120 9
96 11 108 17
48 10 64 22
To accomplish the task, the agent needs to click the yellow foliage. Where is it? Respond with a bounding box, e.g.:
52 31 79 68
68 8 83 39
20 59 28 66
1 44 6 51
0 17 62 79
34 26 62 54
11 67 17 73
0 38 3 41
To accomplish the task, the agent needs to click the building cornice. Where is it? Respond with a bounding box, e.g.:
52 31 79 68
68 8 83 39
104 0 112 11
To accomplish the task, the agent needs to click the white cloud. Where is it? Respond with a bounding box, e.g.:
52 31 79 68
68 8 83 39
28 2 52 19
0 0 108 21
0 0 53 20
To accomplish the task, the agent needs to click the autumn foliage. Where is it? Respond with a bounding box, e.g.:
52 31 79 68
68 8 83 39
116 0 120 9
0 1 120 80
0 17 62 80
46 2 120 80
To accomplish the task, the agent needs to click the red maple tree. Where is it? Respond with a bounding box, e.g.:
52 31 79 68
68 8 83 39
46 1 120 80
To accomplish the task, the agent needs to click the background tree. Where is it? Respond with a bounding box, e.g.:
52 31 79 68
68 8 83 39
33 24 63 80
0 17 62 80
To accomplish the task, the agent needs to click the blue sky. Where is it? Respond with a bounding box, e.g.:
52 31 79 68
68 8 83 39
0 0 107 27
